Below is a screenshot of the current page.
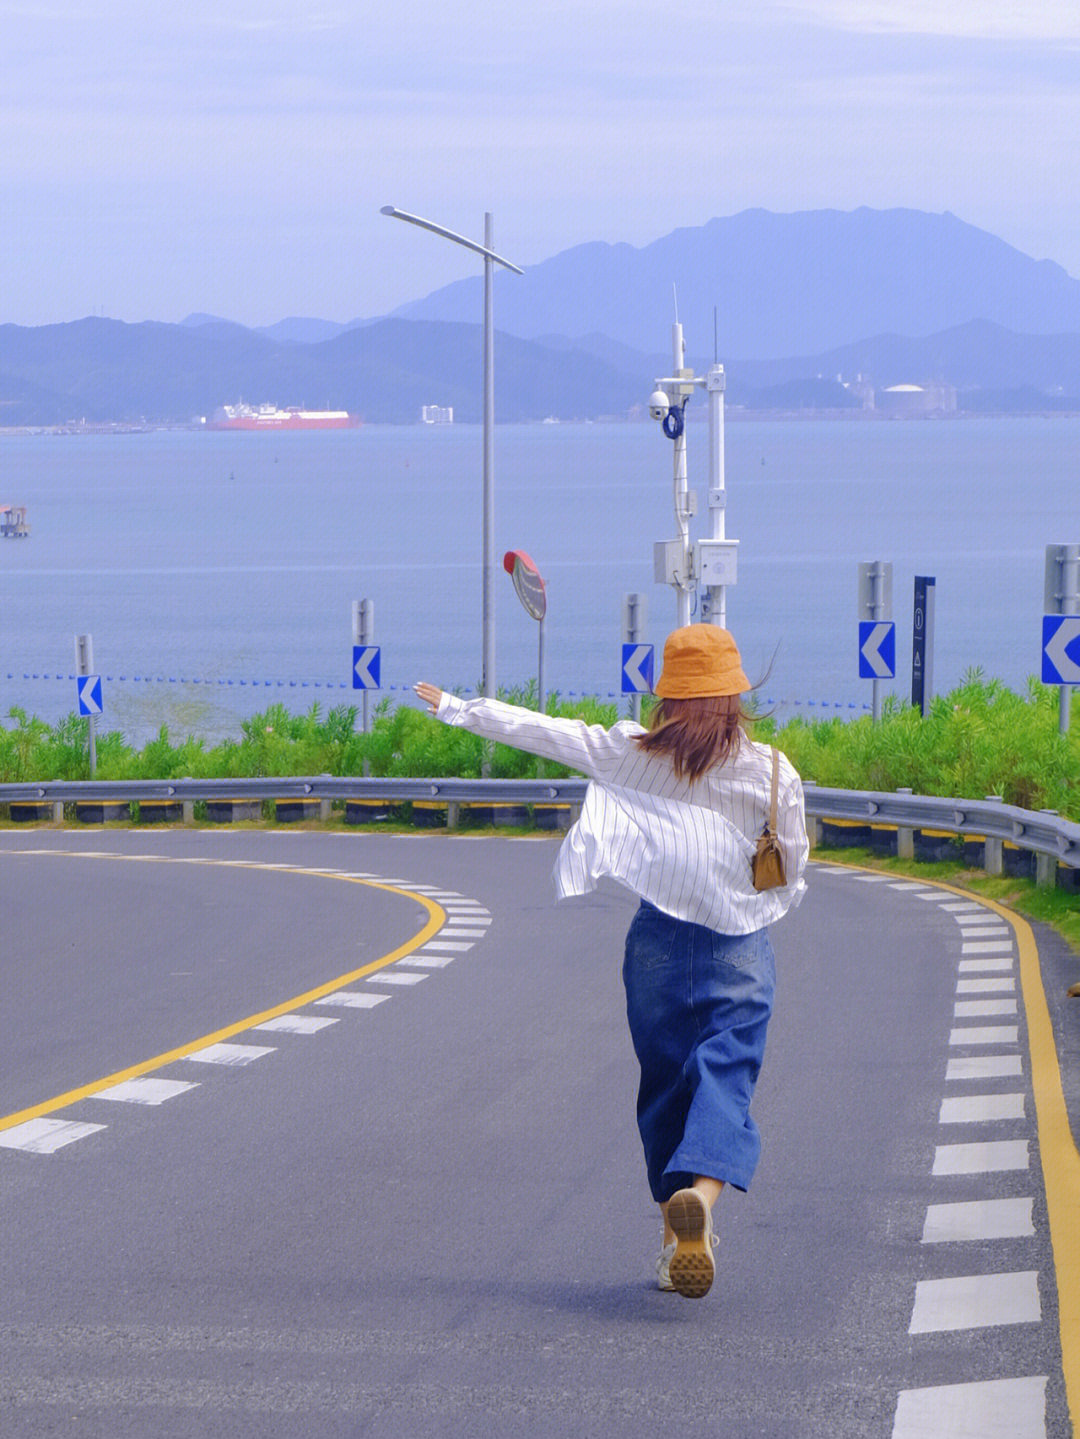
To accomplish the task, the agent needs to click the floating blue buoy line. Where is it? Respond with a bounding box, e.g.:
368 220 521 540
2 671 869 712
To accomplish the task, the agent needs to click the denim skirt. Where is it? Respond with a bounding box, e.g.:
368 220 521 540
622 900 776 1202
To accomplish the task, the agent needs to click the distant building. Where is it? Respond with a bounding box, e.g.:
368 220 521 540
838 373 876 410
421 405 454 424
875 383 957 417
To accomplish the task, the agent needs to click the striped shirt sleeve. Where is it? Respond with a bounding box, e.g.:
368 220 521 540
436 692 637 777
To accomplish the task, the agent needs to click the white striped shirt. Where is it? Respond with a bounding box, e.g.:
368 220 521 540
436 693 808 934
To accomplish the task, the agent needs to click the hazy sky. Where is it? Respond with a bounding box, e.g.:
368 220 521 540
4 0 1078 327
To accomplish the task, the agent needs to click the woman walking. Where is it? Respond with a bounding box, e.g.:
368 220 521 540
415 623 807 1299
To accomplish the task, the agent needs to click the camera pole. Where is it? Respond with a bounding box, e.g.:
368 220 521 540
650 318 737 632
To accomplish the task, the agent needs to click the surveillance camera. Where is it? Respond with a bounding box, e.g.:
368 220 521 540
648 390 670 422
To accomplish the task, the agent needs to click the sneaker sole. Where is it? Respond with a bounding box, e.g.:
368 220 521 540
667 1189 715 1299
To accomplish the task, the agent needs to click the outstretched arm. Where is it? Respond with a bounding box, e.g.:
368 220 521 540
412 684 631 778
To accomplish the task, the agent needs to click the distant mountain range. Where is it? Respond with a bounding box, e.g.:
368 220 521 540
2 208 1080 425
394 207 1080 359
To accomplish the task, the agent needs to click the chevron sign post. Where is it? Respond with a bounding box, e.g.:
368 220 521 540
352 646 381 690
1043 616 1080 684
857 561 894 724
77 675 103 715
859 621 896 680
74 632 99 776
1044 544 1080 735
622 643 654 695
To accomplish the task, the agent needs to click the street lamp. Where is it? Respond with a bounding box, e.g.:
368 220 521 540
381 206 523 697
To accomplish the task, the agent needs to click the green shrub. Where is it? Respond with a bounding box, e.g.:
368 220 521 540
2 676 1077 819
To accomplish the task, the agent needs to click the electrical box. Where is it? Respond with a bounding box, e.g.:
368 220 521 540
696 539 739 587
654 540 692 586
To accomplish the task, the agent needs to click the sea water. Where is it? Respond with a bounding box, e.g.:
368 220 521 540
0 417 1074 745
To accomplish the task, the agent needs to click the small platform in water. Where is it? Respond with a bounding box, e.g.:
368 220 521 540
1 505 29 537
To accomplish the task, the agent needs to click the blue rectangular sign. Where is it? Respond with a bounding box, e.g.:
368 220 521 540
352 645 381 690
858 621 895 680
621 643 654 694
77 675 103 715
1043 615 1080 684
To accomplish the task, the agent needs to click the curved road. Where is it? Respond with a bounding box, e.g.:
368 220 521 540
1 829 1076 1438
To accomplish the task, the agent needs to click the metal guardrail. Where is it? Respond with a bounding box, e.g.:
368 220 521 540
0 777 588 805
803 785 1080 869
0 776 1078 870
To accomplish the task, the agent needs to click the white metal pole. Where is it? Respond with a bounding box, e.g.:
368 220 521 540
872 563 884 724
672 323 691 627
380 206 521 700
706 366 726 628
76 632 97 776
482 213 495 698
1061 546 1079 735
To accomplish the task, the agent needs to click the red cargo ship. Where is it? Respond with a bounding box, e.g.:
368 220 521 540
207 404 361 430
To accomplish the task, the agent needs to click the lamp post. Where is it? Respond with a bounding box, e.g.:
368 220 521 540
381 206 522 697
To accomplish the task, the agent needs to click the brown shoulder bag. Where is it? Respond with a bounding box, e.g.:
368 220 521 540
751 747 787 892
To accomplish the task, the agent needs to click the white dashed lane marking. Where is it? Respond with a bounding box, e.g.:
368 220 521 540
946 1054 1022 1080
812 864 1055 1435
404 952 457 968
938 1093 1026 1124
893 1377 1048 1439
932 1139 1030 1175
953 999 1019 1017
959 955 1014 972
253 1015 339 1035
94 1078 199 1106
316 991 391 1009
909 1271 1041 1333
922 1198 1035 1244
0 1118 108 1154
0 860 492 1162
183 1043 277 1067
948 1024 1019 1046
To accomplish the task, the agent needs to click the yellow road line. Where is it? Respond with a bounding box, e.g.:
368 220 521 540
0 853 445 1133
816 860 1080 1423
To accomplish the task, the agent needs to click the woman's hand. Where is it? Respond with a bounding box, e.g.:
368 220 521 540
414 682 443 714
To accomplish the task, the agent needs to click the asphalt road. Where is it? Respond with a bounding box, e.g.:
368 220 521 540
0 829 1074 1438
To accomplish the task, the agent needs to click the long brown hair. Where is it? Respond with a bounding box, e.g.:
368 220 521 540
634 694 750 782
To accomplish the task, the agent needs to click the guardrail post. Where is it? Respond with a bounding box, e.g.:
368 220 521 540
183 800 195 823
803 781 822 849
896 788 914 859
319 798 332 822
447 801 460 830
52 801 64 822
1036 810 1060 888
983 796 1004 875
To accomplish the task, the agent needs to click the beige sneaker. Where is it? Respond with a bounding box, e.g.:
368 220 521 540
666 1188 718 1299
656 1240 677 1291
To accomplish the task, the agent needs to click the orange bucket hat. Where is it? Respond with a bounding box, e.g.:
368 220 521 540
653 624 750 698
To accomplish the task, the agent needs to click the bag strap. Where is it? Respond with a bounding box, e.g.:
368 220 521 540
767 746 779 836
